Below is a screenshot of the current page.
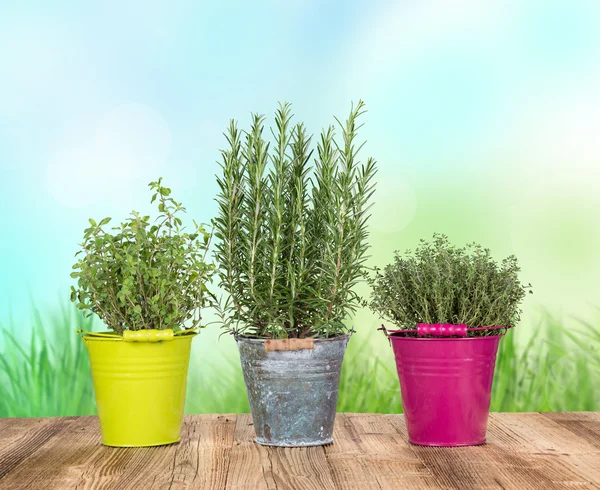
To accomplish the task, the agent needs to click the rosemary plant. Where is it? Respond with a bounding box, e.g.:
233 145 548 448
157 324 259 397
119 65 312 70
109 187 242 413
214 101 377 339
70 179 215 334
368 234 532 336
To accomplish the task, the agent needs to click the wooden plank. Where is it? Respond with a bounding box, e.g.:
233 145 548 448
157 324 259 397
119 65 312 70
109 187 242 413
225 413 337 490
262 440 337 490
0 413 598 490
389 413 591 490
223 413 276 490
486 412 599 488
0 415 236 490
539 453 600 487
387 414 507 489
142 414 236 490
0 417 74 479
543 412 600 450
0 416 108 489
489 412 598 455
324 413 437 489
541 412 600 485
77 414 235 490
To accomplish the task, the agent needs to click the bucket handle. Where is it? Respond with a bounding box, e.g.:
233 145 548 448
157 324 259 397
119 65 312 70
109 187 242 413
378 323 513 339
76 327 199 342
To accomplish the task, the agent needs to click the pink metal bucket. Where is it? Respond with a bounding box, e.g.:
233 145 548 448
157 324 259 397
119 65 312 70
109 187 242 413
384 323 508 447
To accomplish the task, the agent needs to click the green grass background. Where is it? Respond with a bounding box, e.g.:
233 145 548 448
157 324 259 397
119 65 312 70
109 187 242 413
1 301 598 418
2 208 598 417
3 186 597 417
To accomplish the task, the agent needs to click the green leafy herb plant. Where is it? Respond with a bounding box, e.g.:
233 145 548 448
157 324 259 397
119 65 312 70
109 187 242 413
368 234 532 336
70 179 215 334
214 101 377 339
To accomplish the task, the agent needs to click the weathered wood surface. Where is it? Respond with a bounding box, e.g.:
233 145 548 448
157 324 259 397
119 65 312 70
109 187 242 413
0 413 598 489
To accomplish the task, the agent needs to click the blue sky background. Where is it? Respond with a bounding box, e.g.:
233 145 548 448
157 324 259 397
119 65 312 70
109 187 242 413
1 0 600 342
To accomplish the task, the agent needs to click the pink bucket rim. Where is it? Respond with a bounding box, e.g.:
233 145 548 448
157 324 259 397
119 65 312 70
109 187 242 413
389 334 505 342
379 323 513 339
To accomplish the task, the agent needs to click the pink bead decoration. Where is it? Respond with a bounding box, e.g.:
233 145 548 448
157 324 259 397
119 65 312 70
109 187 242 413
417 323 467 337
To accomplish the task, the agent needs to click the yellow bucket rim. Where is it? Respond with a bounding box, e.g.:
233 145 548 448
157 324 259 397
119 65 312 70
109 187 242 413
77 328 199 342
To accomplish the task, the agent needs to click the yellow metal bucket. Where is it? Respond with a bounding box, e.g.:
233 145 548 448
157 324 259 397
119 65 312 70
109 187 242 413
81 329 196 447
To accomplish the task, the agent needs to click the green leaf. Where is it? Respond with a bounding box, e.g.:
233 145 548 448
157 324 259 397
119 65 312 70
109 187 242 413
69 178 215 333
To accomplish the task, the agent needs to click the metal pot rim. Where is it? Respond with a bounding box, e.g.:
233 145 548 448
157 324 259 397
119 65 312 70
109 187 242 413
234 334 350 344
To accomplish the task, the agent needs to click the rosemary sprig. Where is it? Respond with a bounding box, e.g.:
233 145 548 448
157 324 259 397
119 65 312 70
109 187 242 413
214 101 378 339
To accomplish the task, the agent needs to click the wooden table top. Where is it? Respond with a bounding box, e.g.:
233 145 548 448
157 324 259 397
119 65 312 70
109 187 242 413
0 412 598 489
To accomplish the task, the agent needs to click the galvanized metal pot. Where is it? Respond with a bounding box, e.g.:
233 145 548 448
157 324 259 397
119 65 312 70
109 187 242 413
236 335 348 447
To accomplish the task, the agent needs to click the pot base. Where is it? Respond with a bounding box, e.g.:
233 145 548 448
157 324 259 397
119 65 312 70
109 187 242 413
256 437 333 447
102 438 181 448
408 438 486 447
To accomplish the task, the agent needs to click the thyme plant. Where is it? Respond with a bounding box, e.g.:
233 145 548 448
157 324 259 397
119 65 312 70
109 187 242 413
70 179 215 334
214 101 377 339
368 234 532 336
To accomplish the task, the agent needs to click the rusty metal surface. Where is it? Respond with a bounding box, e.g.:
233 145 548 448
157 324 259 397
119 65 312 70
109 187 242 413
236 335 349 447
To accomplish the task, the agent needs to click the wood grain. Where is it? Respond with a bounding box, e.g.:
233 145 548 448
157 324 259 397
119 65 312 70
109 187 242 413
325 413 437 489
0 412 598 489
225 413 337 490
